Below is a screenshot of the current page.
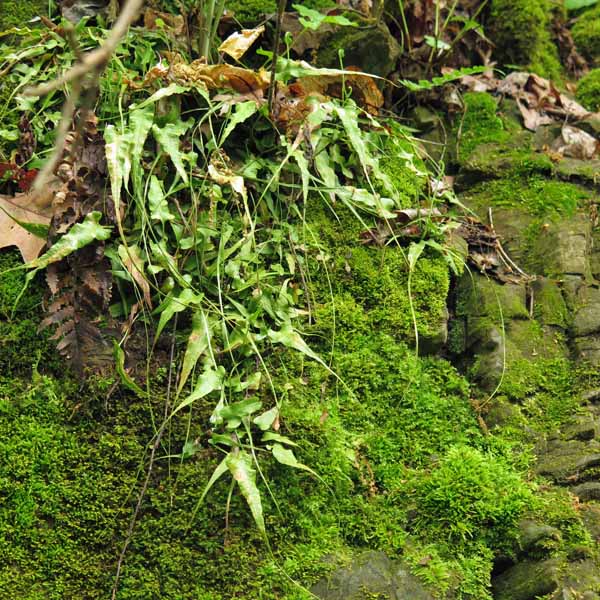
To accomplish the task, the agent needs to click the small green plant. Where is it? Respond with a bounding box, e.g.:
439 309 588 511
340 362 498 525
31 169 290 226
2 14 467 545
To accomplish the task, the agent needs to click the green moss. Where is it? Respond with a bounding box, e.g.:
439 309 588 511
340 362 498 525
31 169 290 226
316 23 400 77
527 487 593 555
458 92 509 159
301 0 336 9
0 250 62 376
532 279 569 329
413 445 533 545
376 130 428 209
572 4 600 64
225 0 277 24
455 93 555 176
0 0 47 30
576 68 600 112
487 0 563 78
464 176 589 218
528 37 563 82
499 357 579 429
306 202 449 345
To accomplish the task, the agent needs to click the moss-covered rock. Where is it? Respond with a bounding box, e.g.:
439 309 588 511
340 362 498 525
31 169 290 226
577 68 600 112
460 176 593 278
573 4 600 65
0 0 47 30
455 93 554 178
225 0 277 24
316 22 401 77
306 201 450 349
487 0 563 79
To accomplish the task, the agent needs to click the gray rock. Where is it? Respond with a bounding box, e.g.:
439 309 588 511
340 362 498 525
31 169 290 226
573 287 600 337
580 504 600 542
578 114 600 139
492 558 563 600
555 158 600 187
560 560 600 596
532 278 569 329
310 551 435 600
563 414 598 441
571 481 600 501
535 439 600 483
518 519 561 553
591 228 600 280
581 389 600 404
574 335 600 364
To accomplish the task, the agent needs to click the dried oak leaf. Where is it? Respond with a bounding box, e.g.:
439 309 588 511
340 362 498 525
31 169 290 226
218 26 264 61
296 66 384 114
0 185 56 262
168 54 270 94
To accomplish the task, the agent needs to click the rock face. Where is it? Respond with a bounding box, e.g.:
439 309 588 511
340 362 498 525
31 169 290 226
432 89 600 598
310 552 435 600
448 94 600 390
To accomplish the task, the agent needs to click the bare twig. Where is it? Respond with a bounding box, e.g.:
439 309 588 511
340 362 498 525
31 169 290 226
27 0 144 193
33 82 80 192
25 0 144 98
267 0 287 115
111 315 177 600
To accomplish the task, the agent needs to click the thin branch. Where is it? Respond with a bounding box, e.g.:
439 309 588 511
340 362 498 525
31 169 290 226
28 0 144 193
267 0 287 115
32 82 80 192
25 0 144 98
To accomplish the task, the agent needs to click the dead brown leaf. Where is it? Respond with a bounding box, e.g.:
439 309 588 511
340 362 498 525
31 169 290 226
0 186 55 262
296 67 384 114
218 26 264 61
516 99 554 131
552 125 599 160
144 8 186 39
168 54 270 94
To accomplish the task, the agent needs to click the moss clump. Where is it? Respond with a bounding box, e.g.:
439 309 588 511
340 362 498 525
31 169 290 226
572 5 600 64
576 68 600 112
457 92 510 159
0 0 47 30
487 0 562 79
413 445 533 545
225 0 277 23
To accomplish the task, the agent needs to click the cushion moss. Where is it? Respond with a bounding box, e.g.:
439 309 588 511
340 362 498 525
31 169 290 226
572 4 600 64
576 68 600 112
487 0 563 79
0 0 48 30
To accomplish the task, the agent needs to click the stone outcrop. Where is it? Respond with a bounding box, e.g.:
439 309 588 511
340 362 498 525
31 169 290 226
310 551 435 600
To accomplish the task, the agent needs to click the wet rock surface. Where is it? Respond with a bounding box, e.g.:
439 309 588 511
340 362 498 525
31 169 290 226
310 552 435 600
